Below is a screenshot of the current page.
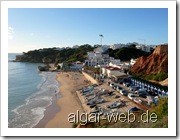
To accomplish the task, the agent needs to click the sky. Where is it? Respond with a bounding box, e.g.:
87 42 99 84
8 8 168 53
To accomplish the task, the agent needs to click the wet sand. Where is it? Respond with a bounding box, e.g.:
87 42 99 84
34 97 60 128
44 72 89 128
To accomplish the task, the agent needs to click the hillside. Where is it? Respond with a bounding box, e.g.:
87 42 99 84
106 46 150 61
15 44 150 63
15 44 94 63
130 44 168 81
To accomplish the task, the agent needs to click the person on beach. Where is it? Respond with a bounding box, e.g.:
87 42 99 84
54 90 58 100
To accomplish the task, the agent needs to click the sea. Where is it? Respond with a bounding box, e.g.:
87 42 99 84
8 53 60 128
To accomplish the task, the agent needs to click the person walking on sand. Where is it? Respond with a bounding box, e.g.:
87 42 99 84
54 90 58 100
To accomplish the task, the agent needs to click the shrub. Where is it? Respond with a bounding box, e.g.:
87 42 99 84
150 97 168 119
153 72 168 81
144 72 168 81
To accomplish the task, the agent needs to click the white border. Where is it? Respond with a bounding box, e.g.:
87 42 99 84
1 0 176 136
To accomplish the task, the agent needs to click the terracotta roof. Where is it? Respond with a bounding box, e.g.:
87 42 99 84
103 66 114 69
104 66 121 71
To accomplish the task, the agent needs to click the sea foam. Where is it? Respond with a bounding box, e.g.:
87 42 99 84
9 72 60 128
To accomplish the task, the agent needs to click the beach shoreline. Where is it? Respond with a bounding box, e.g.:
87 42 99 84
33 72 61 128
35 71 89 128
34 96 60 128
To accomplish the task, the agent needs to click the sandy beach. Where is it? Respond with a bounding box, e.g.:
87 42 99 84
44 71 89 128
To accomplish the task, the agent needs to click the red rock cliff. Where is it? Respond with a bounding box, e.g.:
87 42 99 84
130 44 168 75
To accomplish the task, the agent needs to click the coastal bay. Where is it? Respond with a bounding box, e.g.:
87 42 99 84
8 54 61 128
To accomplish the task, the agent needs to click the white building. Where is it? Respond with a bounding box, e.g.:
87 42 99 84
130 58 137 66
110 44 126 50
101 66 126 78
136 44 150 52
85 52 107 66
85 51 111 67
110 59 121 65
94 45 110 53
109 63 121 69
101 66 109 75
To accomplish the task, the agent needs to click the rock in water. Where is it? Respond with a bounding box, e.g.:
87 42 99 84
38 66 49 71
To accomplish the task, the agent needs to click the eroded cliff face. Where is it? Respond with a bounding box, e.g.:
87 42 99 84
130 44 168 75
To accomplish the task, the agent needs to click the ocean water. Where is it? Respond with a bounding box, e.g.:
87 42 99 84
8 53 60 128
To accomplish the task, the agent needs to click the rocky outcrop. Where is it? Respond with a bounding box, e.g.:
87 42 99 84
14 44 94 63
153 44 168 55
130 44 168 76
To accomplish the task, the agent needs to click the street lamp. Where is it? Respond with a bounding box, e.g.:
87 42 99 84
99 34 104 47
